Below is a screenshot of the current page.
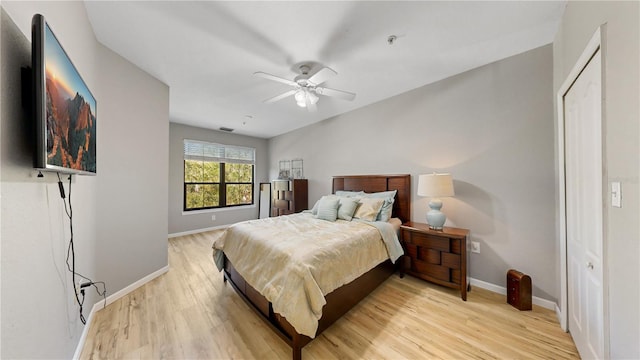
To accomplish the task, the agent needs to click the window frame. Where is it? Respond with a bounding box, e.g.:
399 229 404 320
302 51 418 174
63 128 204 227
183 140 255 211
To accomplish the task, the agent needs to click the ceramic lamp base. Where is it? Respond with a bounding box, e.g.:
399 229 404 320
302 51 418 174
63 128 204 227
426 198 446 230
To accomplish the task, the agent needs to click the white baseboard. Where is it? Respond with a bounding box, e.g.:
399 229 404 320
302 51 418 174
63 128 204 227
555 304 567 332
469 277 557 311
72 265 169 359
470 277 507 295
168 224 229 238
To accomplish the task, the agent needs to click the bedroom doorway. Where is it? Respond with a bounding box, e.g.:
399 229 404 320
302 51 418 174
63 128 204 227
557 28 607 359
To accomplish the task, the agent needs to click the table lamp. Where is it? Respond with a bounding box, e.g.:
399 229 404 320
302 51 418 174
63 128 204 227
417 173 455 230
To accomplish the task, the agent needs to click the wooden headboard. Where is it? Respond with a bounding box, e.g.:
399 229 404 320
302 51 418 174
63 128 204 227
332 174 411 223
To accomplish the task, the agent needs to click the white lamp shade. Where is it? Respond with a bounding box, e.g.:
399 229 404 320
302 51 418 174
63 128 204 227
417 173 455 197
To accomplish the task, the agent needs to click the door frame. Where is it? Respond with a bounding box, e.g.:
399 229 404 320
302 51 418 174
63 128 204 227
556 26 609 356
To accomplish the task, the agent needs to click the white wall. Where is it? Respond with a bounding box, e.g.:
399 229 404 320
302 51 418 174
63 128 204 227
553 1 640 358
269 45 557 301
168 123 269 235
0 1 169 358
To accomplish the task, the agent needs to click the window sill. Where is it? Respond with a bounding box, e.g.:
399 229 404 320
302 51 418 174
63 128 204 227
182 204 256 216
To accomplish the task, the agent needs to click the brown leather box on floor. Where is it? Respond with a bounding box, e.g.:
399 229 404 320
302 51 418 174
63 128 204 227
507 269 532 310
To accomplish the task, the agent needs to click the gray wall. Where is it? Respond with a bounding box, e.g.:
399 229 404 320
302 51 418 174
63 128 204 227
1 1 169 358
94 31 169 293
269 45 557 301
553 1 639 358
168 123 269 235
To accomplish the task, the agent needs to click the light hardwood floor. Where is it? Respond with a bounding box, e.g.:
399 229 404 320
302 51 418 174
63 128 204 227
80 231 579 359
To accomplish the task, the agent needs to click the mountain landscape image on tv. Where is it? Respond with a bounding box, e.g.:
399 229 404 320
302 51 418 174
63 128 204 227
35 15 96 174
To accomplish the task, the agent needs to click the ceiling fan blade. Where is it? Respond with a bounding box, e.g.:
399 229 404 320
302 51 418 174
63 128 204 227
254 71 297 87
315 86 356 101
263 89 297 104
307 67 337 86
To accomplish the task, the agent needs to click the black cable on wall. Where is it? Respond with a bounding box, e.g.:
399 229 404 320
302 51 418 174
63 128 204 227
56 172 106 324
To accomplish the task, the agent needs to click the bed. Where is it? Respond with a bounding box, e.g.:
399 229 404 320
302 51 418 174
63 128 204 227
212 174 411 359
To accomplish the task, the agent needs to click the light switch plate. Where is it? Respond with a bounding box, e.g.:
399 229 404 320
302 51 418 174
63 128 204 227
612 182 621 208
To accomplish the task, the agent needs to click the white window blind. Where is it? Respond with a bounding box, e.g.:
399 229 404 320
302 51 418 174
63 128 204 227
184 139 255 165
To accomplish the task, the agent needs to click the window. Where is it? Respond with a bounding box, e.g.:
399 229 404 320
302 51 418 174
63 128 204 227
183 140 255 211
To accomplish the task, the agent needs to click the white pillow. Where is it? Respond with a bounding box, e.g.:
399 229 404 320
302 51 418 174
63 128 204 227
337 197 359 221
315 197 340 221
310 195 337 215
335 190 366 198
376 197 395 222
310 199 321 215
353 198 385 222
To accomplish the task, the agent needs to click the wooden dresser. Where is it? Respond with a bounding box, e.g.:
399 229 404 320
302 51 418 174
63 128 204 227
399 222 470 300
271 179 308 217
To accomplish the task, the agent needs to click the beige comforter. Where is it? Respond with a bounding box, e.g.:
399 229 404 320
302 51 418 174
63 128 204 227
212 212 402 338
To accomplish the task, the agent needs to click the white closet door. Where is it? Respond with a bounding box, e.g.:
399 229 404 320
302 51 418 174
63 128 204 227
564 49 604 360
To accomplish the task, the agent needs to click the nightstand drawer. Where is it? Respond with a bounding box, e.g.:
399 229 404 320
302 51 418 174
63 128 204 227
274 199 289 209
422 248 440 264
405 244 441 265
442 252 460 269
283 190 294 201
407 232 450 252
413 259 450 282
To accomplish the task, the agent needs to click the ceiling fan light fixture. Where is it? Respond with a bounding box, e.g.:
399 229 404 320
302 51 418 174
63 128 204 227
308 91 319 104
295 90 307 107
295 89 319 108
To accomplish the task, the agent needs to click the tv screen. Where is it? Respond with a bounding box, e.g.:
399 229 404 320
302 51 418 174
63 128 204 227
32 14 96 175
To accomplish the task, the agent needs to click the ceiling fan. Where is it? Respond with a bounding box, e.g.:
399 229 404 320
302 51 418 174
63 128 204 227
254 64 356 112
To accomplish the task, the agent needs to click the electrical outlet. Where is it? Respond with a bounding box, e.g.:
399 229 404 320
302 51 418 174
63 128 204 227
211 214 216 221
471 241 480 254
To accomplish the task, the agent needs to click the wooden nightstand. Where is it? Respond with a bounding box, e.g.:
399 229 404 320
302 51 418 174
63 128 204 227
271 179 308 217
399 222 470 301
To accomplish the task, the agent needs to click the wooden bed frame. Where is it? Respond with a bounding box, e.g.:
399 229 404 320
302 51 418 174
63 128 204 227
222 174 411 360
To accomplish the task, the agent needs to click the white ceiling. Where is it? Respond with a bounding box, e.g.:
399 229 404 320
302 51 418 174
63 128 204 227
85 1 566 139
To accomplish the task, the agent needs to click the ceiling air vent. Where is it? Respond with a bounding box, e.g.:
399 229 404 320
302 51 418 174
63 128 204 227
219 127 234 132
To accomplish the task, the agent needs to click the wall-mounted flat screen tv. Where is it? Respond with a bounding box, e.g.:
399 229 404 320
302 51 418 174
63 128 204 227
32 14 96 175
